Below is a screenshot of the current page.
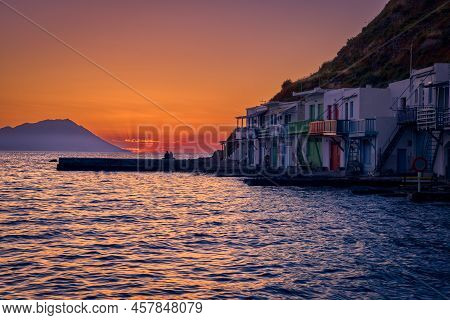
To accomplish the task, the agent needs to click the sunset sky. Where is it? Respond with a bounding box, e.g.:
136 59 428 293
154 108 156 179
0 0 389 149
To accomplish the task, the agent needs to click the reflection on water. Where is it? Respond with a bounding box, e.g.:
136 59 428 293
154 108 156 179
0 152 449 299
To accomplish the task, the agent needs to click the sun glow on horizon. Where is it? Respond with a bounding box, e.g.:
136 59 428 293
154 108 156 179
0 0 389 151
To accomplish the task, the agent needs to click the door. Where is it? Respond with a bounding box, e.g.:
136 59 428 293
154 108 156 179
248 141 254 165
271 139 278 168
446 146 450 180
330 142 340 171
307 138 322 168
397 148 407 174
281 143 286 168
285 145 291 167
334 104 339 120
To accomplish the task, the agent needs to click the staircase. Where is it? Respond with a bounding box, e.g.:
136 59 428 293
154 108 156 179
346 139 362 175
225 128 238 158
376 125 406 173
424 130 443 174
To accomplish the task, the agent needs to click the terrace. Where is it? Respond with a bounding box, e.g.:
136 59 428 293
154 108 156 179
287 120 310 135
349 119 377 137
309 120 350 136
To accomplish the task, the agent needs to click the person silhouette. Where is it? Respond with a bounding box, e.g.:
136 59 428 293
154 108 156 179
164 151 170 159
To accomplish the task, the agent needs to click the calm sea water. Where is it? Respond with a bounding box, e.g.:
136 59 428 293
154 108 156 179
0 152 449 299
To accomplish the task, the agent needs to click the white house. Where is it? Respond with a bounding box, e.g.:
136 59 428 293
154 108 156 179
305 86 395 174
380 63 450 178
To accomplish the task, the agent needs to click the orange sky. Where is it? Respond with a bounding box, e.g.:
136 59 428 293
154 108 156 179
0 0 389 150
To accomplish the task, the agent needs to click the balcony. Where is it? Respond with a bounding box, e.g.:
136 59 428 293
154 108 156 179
445 109 450 129
245 127 259 139
349 119 377 137
287 120 310 135
234 127 246 140
257 125 286 139
397 108 416 125
309 120 335 135
417 106 436 130
233 127 262 140
309 120 349 136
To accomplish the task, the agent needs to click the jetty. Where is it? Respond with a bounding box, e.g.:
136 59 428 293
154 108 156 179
57 157 220 173
56 157 256 176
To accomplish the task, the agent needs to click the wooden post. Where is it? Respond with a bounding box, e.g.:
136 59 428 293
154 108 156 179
418 171 422 193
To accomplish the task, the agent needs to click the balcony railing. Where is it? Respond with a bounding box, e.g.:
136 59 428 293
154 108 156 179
309 120 350 136
417 106 436 130
349 119 377 136
287 120 310 134
309 120 335 135
445 109 450 129
245 127 259 139
397 108 417 124
397 105 450 129
257 125 286 138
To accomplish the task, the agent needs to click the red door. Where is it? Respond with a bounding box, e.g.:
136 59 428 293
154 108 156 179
330 142 340 171
327 105 332 120
333 104 339 120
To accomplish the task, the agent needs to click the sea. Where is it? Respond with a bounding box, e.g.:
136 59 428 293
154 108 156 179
0 152 449 299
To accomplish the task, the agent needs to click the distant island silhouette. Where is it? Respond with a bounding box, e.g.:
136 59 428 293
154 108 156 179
0 119 127 152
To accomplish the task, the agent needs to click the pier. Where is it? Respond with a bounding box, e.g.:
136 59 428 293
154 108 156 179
57 157 221 173
56 157 450 202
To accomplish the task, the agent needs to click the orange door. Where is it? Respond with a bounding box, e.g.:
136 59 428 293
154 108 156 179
330 142 340 171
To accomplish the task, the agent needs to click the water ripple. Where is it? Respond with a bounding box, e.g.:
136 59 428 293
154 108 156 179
0 152 449 299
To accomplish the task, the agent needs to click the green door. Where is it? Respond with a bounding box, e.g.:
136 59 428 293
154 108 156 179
307 138 322 168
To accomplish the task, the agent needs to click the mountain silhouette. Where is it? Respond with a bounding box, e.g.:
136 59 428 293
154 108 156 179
0 119 127 152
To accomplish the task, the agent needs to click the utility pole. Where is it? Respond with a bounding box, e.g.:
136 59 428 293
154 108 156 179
410 41 413 77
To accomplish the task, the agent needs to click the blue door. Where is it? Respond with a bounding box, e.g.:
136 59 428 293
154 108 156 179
397 148 407 174
446 147 450 180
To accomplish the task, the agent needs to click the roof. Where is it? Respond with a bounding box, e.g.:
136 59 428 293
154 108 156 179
293 87 327 97
246 109 267 118
265 103 297 115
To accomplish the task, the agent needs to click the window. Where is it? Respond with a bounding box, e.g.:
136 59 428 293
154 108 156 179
428 87 433 104
345 103 349 120
309 105 316 120
437 86 449 109
318 104 323 120
414 89 418 104
284 114 292 124
400 97 407 109
350 101 354 118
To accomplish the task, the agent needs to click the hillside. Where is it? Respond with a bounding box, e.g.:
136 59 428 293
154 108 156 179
0 119 127 152
272 0 450 101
